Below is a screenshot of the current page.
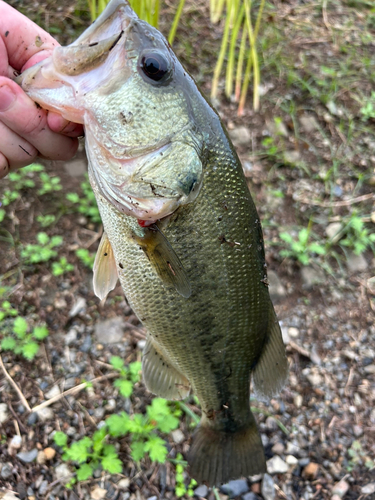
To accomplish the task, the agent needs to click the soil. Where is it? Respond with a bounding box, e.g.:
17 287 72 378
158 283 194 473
0 1 374 500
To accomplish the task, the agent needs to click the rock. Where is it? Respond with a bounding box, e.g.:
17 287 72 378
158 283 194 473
332 480 349 498
16 448 38 463
325 222 343 243
261 474 275 500
364 364 375 374
94 317 125 344
283 150 300 164
137 339 147 350
268 270 286 301
65 328 78 345
306 372 322 386
242 493 259 500
303 462 319 479
286 455 298 465
44 447 56 460
288 327 299 338
36 451 46 464
0 462 13 479
331 496 341 500
286 442 300 456
64 158 87 177
147 497 157 500
346 252 367 273
80 334 92 352
55 463 72 483
8 435 22 454
271 442 285 455
38 480 49 496
1 491 19 500
361 483 375 495
90 487 107 500
281 326 290 344
353 425 363 437
294 394 303 408
300 114 319 133
69 297 86 317
267 119 288 138
0 403 9 423
194 485 208 497
171 429 184 444
228 126 251 147
266 455 289 474
36 407 54 422
221 479 249 498
301 266 325 288
118 478 130 490
45 385 61 400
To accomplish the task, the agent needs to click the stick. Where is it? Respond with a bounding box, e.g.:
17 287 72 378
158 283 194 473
0 355 31 412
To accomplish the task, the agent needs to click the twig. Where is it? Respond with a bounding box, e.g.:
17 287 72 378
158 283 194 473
31 372 118 413
287 340 311 359
0 355 31 412
295 192 375 208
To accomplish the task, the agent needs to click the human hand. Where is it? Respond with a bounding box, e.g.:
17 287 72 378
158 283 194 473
0 0 84 179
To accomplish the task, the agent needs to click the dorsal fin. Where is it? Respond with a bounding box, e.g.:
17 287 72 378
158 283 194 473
93 231 118 300
132 224 192 298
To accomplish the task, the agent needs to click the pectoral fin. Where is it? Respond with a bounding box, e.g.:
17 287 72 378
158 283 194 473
132 224 191 298
93 231 118 300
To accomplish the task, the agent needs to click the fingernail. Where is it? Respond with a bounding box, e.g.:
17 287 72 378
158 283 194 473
0 85 16 111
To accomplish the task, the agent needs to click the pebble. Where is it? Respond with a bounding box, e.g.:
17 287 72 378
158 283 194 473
69 296 86 317
117 478 130 490
306 372 323 386
294 394 303 408
1 491 19 500
353 425 363 437
16 448 38 463
171 429 185 444
268 270 287 301
301 267 325 288
300 114 319 133
55 463 72 483
332 480 349 498
303 462 319 479
364 364 375 374
94 317 125 344
147 497 157 500
0 403 9 423
65 328 78 345
261 474 275 500
8 435 22 454
266 455 289 474
346 252 367 273
221 479 249 497
0 462 13 479
45 385 61 400
286 455 298 465
80 334 92 352
288 327 299 338
36 407 54 422
90 486 107 500
325 222 343 242
228 126 251 147
44 447 56 460
361 483 375 495
36 451 46 465
271 442 285 455
38 480 49 496
194 485 208 497
242 493 259 500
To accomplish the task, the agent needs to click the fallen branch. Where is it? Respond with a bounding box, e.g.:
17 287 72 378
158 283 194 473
0 355 31 412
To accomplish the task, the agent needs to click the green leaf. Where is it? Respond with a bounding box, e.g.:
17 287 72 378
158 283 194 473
131 440 146 461
114 379 133 398
37 232 49 245
33 325 49 340
144 434 168 463
13 317 28 338
129 361 142 382
107 413 130 437
279 232 293 244
54 431 68 447
65 437 92 463
1 337 17 351
50 236 63 248
76 463 93 481
110 356 125 370
66 193 80 203
22 342 40 360
309 243 326 255
147 398 179 433
102 453 123 474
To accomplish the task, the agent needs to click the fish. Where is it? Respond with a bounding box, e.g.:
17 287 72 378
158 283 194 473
16 0 288 486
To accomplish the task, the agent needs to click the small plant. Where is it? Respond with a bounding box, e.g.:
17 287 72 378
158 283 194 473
0 317 49 360
340 214 375 256
36 214 56 228
76 248 95 269
347 439 374 472
173 453 197 497
66 177 101 224
110 356 142 398
360 91 375 121
52 257 75 277
279 225 326 265
20 232 63 264
0 301 18 322
37 172 62 196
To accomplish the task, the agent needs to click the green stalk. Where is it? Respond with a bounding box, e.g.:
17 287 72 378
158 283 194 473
211 0 232 99
254 0 266 38
98 0 107 16
234 26 247 102
152 0 160 28
88 0 96 21
211 0 226 23
168 0 186 45
238 45 252 115
226 2 244 98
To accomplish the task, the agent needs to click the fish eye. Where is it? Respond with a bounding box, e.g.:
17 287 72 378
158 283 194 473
139 52 170 83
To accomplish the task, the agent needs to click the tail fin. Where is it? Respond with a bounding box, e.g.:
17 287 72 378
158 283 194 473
187 414 266 486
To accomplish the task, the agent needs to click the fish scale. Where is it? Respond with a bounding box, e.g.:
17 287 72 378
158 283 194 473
17 0 288 485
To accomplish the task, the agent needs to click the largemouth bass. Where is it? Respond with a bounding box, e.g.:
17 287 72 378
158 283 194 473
17 0 288 486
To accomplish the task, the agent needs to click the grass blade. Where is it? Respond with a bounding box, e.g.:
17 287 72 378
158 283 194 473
211 0 232 99
226 2 244 98
168 0 186 45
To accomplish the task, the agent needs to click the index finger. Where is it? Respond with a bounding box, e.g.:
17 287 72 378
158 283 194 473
0 0 59 72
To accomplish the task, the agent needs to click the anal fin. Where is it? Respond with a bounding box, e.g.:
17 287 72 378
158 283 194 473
252 303 288 401
93 231 118 300
142 337 191 400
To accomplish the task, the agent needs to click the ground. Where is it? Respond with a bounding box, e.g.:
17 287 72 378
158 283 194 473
0 1 374 500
